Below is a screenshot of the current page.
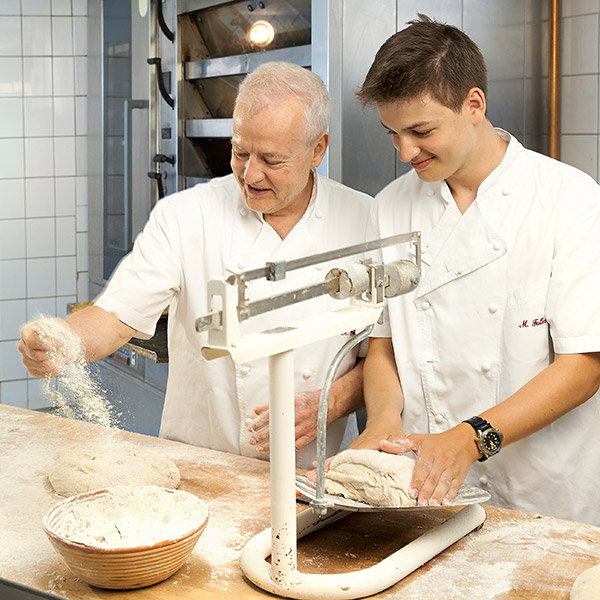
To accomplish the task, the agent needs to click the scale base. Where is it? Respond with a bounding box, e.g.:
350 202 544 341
240 503 487 600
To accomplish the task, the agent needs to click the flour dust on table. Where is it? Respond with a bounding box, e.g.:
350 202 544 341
33 317 118 428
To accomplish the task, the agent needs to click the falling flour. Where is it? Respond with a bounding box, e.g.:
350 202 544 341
34 317 117 428
46 486 208 549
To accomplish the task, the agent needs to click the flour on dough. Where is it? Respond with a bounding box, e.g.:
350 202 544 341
49 445 181 497
570 564 600 600
324 448 416 507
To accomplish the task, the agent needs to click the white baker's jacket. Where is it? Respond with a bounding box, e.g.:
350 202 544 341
95 173 372 469
370 131 600 525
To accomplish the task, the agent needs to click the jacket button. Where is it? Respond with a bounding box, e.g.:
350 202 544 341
493 241 503 251
240 366 250 377
427 189 435 196
482 362 491 372
238 260 246 270
479 475 488 486
240 207 248 216
315 264 323 271
434 413 445 424
502 188 510 196
488 303 499 313
421 300 431 311
315 211 323 219
302 370 311 379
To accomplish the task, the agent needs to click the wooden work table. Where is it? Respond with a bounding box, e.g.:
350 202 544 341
1 404 599 599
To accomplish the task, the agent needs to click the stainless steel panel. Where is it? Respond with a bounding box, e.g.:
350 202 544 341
185 45 311 79
177 0 228 15
185 118 234 138
340 0 397 196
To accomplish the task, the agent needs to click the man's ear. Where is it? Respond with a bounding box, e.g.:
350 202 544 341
311 131 329 167
465 87 487 124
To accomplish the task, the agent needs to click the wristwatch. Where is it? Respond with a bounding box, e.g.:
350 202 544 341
462 416 504 462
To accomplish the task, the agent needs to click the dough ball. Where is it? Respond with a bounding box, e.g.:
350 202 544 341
49 445 181 497
324 448 416 507
571 564 600 600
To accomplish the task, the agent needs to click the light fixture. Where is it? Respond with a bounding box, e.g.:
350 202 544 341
248 20 275 47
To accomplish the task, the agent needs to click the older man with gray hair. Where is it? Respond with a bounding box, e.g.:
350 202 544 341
19 62 372 468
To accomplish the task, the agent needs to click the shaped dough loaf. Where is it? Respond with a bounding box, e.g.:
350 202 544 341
49 445 181 497
324 448 416 507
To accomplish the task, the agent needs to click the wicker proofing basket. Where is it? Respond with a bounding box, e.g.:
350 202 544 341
42 488 209 590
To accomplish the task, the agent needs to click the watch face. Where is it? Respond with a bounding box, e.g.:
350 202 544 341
482 430 503 453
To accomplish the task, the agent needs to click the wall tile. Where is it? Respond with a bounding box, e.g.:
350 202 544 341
73 16 87 56
72 0 87 16
0 178 25 219
21 0 51 16
75 135 86 175
76 270 88 301
0 259 26 301
0 15 22 56
23 57 52 96
0 218 26 259
561 74 599 134
26 217 56 257
0 57 23 96
24 97 54 137
24 137 54 177
0 299 27 339
56 215 76 255
0 339 27 380
562 0 600 17
561 14 599 75
54 136 76 176
75 175 87 206
27 296 56 320
26 177 55 218
76 203 87 232
55 176 75 215
22 16 52 56
28 377 51 410
53 56 74 95
561 134 598 179
52 16 74 56
75 95 86 135
54 96 75 136
0 138 24 178
76 231 87 271
51 0 71 15
57 295 76 316
0 97 24 137
26 257 56 297
0 1 21 16
74 55 87 95
1 380 28 409
56 255 76 295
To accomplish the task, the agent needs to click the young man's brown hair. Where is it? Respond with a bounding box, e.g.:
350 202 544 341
357 14 488 112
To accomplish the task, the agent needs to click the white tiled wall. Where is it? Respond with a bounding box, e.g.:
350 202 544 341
0 0 88 409
560 2 600 179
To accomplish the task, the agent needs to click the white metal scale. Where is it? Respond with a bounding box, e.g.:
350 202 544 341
196 232 488 600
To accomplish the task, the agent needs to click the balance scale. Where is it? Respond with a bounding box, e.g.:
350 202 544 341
196 232 488 600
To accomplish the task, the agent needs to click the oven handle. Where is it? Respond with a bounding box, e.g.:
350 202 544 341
157 0 174 42
147 57 175 108
124 99 149 250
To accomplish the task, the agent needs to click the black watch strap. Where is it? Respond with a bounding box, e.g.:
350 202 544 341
462 416 502 462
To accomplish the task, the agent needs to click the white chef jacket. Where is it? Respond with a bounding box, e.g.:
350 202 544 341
369 130 600 525
95 173 372 469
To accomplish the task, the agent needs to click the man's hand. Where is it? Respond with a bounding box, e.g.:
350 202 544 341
381 424 479 506
248 390 323 452
18 318 67 378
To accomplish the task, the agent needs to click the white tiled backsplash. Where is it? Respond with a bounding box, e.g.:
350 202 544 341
0 0 88 409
